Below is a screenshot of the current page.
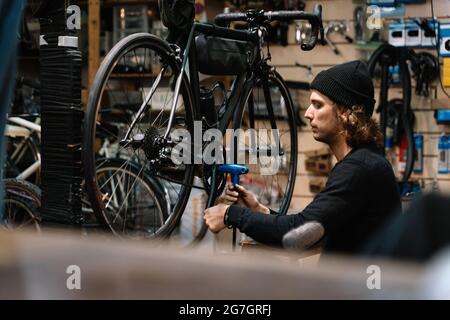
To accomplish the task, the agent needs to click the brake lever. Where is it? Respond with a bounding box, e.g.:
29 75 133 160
317 4 325 45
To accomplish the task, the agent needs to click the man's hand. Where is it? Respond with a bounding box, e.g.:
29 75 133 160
223 184 270 214
204 203 230 233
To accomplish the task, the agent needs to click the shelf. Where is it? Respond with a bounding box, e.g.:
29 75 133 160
109 72 157 78
80 0 158 6
87 0 161 86
102 0 159 8
432 98 450 110
354 42 384 51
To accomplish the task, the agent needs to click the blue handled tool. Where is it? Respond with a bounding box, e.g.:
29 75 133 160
217 164 249 185
217 164 249 250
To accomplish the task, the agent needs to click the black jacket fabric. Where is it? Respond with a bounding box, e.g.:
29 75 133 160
227 145 401 254
363 192 450 262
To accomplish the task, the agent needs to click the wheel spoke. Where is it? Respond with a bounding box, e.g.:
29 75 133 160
84 36 194 240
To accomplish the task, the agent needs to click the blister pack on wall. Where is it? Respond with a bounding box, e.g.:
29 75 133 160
405 20 421 46
389 21 406 46
439 23 450 57
421 19 439 47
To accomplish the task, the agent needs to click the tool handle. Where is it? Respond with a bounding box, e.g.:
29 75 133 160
231 174 240 186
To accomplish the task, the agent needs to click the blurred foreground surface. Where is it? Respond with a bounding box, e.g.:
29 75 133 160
0 230 442 299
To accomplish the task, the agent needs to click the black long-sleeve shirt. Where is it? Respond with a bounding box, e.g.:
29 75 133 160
227 145 401 254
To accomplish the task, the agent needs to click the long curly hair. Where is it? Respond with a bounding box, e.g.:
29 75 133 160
336 105 383 150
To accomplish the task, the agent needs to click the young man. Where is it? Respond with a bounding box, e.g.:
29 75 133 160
204 60 401 254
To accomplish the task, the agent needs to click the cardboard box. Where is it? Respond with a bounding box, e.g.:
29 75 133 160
304 148 332 174
309 177 327 194
304 147 331 158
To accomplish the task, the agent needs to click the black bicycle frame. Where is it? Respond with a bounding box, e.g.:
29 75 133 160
184 22 259 125
182 22 283 243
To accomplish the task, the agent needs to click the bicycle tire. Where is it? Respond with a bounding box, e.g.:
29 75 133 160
83 33 195 238
398 49 415 184
2 178 41 231
192 71 299 242
83 158 171 239
233 70 298 215
368 44 415 184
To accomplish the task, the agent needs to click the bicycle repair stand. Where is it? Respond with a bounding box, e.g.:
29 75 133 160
217 164 249 251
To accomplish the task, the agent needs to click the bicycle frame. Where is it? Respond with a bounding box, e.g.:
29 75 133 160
81 5 323 242
120 21 260 146
117 9 319 199
187 23 286 171
5 117 41 180
5 117 121 181
185 23 261 132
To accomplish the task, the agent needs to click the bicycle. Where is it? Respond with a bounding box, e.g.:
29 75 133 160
5 77 41 185
2 178 41 232
4 114 170 239
4 114 41 185
83 4 324 241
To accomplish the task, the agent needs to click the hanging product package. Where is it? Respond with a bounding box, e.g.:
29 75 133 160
195 34 257 75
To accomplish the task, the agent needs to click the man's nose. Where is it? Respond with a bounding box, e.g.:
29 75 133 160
304 105 314 120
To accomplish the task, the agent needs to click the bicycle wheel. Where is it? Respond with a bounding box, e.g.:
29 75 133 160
83 33 195 238
2 178 41 231
233 71 298 214
82 158 170 239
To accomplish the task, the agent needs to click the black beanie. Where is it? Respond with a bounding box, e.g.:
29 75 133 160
310 60 376 118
